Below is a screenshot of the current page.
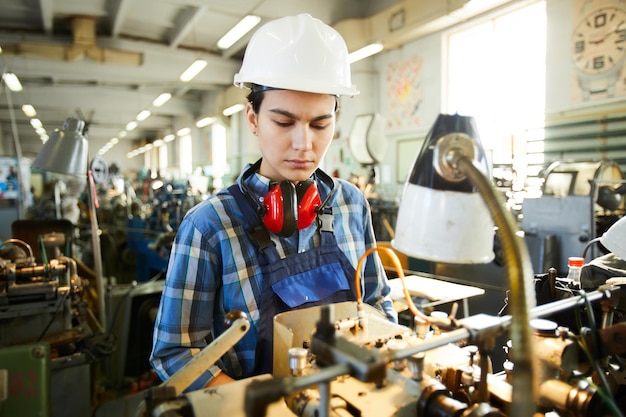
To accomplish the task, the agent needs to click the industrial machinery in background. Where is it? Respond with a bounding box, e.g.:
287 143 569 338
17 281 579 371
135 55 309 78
521 160 625 275
0 222 167 417
0 233 111 417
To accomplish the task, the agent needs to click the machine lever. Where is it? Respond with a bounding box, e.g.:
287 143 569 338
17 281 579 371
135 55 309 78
162 311 250 396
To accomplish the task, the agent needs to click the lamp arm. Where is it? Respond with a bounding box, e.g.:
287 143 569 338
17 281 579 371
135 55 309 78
456 155 536 417
87 170 106 331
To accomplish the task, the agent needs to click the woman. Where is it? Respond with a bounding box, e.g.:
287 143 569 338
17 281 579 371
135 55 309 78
150 13 397 391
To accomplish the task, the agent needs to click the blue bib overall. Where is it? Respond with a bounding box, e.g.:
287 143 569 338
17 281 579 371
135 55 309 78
228 179 357 375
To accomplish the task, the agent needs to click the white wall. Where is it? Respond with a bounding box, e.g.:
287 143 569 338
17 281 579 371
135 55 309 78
325 27 443 199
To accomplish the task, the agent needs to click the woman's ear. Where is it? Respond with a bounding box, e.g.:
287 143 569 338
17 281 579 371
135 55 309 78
246 102 258 134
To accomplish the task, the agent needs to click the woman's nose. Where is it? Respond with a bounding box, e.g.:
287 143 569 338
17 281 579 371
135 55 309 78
292 125 313 151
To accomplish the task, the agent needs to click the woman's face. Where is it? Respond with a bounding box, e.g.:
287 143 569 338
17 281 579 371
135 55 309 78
246 89 337 183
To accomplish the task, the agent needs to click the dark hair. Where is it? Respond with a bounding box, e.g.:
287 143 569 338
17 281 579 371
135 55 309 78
246 84 267 113
246 83 340 114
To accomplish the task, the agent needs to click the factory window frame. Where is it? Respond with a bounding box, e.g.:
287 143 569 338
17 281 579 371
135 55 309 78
444 0 546 191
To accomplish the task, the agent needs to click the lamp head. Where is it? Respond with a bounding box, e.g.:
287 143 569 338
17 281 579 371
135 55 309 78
392 113 495 263
32 117 88 178
600 215 626 260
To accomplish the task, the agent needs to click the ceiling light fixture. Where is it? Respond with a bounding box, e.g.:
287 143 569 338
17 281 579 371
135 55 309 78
30 118 43 129
136 110 152 121
177 127 191 136
217 15 261 50
348 42 384 64
126 121 138 131
2 72 23 92
22 104 37 117
222 103 245 116
164 134 176 142
196 116 216 128
153 92 172 107
179 59 208 82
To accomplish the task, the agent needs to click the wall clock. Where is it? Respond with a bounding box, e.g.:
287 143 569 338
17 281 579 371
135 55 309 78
572 2 626 100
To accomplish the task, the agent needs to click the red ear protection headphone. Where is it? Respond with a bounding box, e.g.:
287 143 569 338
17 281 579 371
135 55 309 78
240 159 334 238
263 179 321 236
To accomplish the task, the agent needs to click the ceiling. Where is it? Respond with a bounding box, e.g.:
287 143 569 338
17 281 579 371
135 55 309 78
0 0 514 160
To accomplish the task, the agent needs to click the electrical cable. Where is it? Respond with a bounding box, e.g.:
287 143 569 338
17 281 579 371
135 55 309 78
36 291 69 342
576 327 624 417
354 246 429 325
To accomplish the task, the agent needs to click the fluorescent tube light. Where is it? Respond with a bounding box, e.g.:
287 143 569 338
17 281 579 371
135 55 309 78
2 72 23 92
179 59 207 82
177 127 191 136
126 121 138 131
30 118 43 129
164 134 176 142
222 103 245 116
136 110 151 121
153 93 172 107
22 104 37 117
348 43 384 64
217 15 261 50
196 116 216 128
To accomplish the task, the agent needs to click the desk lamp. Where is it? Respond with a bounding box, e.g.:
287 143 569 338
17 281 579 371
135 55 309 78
32 117 106 330
392 113 536 417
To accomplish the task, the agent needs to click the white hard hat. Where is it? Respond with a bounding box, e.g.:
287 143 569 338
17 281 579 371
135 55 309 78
233 13 359 96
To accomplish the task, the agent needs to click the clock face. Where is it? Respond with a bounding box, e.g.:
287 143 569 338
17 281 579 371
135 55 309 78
572 6 626 75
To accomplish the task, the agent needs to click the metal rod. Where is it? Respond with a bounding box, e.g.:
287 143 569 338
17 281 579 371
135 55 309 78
87 170 106 331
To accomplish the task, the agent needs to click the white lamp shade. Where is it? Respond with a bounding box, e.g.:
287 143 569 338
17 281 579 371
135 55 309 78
392 113 495 263
601 215 626 260
393 183 495 263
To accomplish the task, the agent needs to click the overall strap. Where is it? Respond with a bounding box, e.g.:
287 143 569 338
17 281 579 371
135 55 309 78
227 183 278 259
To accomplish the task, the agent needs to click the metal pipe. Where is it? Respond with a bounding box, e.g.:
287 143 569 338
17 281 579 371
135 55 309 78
87 170 107 331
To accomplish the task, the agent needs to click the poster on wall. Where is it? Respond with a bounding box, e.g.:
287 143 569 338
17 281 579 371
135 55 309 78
0 157 19 200
571 0 626 102
385 54 424 129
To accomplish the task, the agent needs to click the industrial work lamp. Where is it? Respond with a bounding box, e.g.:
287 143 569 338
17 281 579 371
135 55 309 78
32 118 88 177
393 113 494 263
32 117 107 330
392 113 536 417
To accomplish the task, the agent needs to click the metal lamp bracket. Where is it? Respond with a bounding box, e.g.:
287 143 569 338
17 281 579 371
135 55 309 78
433 133 476 182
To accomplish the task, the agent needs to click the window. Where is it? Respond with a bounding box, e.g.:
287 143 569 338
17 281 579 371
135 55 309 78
445 0 546 190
